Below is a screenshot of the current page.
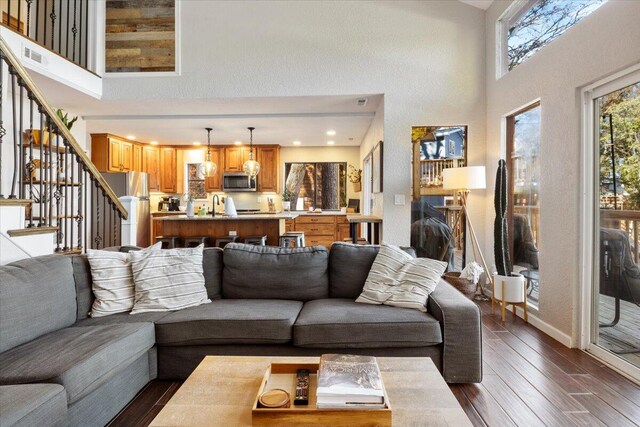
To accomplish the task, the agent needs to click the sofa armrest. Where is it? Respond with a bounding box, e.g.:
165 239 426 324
427 279 482 383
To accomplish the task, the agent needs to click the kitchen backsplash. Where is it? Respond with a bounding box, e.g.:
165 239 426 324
150 192 282 212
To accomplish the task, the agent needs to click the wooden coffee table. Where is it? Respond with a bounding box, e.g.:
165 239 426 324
150 356 471 426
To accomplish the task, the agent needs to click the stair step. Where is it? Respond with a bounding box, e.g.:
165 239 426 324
0 198 33 207
26 180 81 187
57 247 82 255
32 215 81 220
7 226 58 237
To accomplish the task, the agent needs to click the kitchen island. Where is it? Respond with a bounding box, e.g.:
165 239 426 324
152 213 300 247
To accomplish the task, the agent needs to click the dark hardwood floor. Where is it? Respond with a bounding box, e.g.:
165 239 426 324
108 301 640 427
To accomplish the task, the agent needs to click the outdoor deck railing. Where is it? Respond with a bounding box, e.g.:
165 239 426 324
601 209 640 263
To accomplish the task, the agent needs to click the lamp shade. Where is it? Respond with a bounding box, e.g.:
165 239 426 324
442 166 486 190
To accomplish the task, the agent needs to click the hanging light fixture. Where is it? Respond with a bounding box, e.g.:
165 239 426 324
243 126 260 177
200 127 217 178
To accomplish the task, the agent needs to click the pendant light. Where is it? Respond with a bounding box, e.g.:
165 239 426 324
201 127 218 177
243 126 260 177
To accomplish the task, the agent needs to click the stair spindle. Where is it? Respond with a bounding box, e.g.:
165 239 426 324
48 118 53 226
65 0 70 57
0 55 4 199
27 93 34 227
18 77 24 200
83 0 88 68
84 169 88 250
72 0 77 62
9 66 18 199
37 108 44 226
50 0 56 49
55 132 61 250
102 192 106 249
77 161 83 251
69 147 75 250
63 135 69 250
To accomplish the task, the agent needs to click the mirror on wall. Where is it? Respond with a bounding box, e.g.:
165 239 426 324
411 126 468 271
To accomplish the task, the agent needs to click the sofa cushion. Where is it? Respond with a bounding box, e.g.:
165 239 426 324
0 323 154 404
74 311 170 327
155 299 303 345
222 243 329 301
0 384 67 427
294 299 442 348
329 243 416 299
0 255 76 353
130 245 211 314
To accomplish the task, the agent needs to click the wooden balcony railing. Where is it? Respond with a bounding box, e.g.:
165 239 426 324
601 209 640 263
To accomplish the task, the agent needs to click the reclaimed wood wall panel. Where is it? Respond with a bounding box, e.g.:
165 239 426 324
105 0 175 72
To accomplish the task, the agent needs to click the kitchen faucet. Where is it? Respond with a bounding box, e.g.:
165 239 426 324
211 195 220 217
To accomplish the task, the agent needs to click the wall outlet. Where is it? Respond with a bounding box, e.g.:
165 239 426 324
229 231 237 236
394 194 406 206
256 197 262 203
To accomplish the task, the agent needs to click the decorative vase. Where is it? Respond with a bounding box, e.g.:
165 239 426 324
282 201 291 211
352 181 362 192
186 200 195 218
492 273 526 303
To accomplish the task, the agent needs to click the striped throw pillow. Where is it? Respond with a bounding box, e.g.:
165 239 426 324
130 244 210 314
356 242 447 312
87 243 161 317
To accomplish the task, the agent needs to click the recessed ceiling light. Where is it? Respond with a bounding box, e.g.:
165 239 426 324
193 141 201 146
234 141 242 145
327 141 335 145
293 140 301 145
149 141 158 145
126 135 136 140
326 130 336 136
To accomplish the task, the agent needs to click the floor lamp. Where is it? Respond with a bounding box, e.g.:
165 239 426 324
442 166 492 300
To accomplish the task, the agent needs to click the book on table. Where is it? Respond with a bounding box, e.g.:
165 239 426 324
316 354 385 408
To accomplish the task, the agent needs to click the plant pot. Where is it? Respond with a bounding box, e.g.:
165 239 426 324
186 201 195 218
282 201 291 211
492 273 526 303
352 181 362 192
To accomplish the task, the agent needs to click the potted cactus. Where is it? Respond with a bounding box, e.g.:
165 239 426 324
493 159 525 303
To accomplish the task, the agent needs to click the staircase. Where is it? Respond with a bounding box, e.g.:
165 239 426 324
0 35 127 263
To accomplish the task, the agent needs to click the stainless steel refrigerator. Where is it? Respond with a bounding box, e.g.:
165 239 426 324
101 172 151 247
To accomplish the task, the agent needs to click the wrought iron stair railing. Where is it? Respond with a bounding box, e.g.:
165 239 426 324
0 35 127 253
2 0 91 70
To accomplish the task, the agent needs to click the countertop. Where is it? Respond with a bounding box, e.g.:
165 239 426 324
153 213 300 221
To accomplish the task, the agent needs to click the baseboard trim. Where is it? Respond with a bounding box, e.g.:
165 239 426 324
509 305 573 348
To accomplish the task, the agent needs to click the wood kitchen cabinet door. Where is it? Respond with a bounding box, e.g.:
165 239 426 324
120 141 133 171
133 144 143 171
108 137 122 171
204 148 223 192
224 146 251 172
143 146 161 191
160 147 177 193
257 146 280 192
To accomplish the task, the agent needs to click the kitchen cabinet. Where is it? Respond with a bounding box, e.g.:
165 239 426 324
160 147 177 193
91 134 135 172
224 146 251 172
257 146 280 192
133 144 143 172
204 148 224 192
142 146 160 192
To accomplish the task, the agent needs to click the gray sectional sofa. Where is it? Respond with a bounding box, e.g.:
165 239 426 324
0 242 482 427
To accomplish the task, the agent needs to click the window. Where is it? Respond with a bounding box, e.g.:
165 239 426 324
498 0 606 74
506 102 541 306
284 163 347 210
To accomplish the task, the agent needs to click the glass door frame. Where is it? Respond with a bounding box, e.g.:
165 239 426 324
579 64 640 383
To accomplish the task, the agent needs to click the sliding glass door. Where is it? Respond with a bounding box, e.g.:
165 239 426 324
590 74 640 372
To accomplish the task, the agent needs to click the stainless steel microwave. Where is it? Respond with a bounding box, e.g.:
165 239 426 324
222 173 257 192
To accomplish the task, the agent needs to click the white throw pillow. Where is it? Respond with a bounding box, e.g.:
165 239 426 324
87 243 161 317
130 244 210 314
356 242 447 312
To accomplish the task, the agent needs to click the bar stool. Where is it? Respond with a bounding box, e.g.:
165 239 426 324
280 232 304 248
244 235 267 246
214 236 239 248
155 236 181 249
184 236 209 247
284 231 305 246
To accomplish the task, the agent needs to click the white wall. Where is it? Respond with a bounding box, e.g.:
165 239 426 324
484 0 640 341
360 97 384 218
101 0 488 247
